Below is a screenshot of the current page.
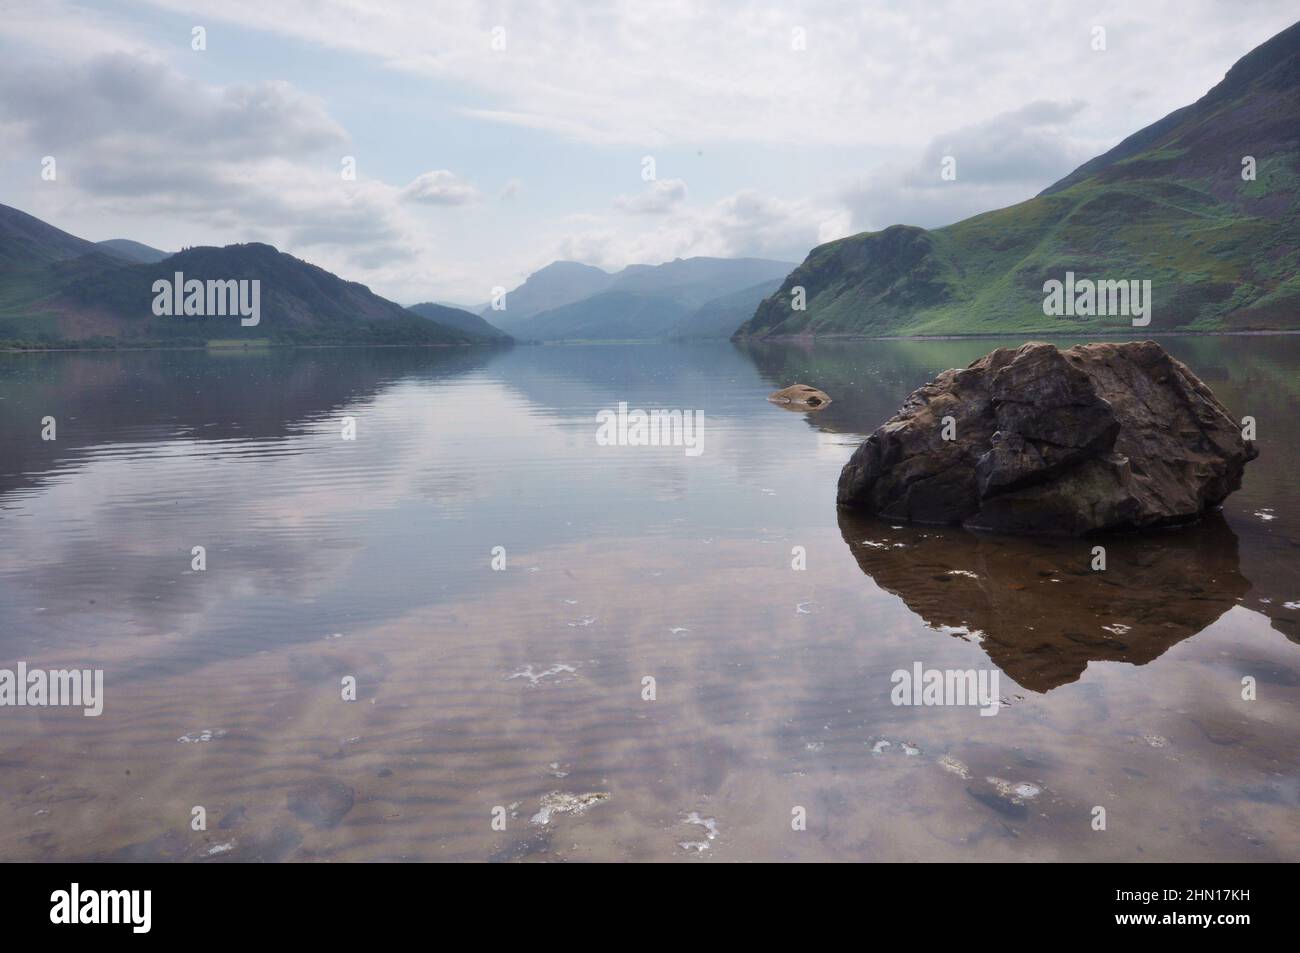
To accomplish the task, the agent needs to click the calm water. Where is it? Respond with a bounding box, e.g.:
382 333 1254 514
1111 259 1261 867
0 338 1296 862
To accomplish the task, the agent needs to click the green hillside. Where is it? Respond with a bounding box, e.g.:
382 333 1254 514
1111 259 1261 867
737 20 1300 339
0 205 498 348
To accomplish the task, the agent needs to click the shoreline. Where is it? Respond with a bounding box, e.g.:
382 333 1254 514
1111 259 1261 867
0 341 513 354
733 328 1300 343
4 328 1300 353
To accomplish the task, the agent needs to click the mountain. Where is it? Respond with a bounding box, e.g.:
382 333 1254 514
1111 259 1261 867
605 256 795 307
408 301 511 341
520 290 695 341
737 20 1300 338
501 256 795 341
0 203 106 270
0 204 127 341
0 203 498 348
53 244 487 346
485 260 616 333
669 278 784 340
97 238 171 264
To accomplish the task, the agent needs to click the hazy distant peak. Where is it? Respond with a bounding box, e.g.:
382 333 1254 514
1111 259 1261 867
96 238 171 264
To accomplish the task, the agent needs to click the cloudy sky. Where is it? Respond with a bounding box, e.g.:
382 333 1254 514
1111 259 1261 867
1 1 1295 305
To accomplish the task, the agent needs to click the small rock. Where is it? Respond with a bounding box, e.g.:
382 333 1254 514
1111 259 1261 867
677 811 719 851
287 778 356 829
938 755 971 779
177 728 225 744
768 384 832 410
530 791 609 826
506 663 577 685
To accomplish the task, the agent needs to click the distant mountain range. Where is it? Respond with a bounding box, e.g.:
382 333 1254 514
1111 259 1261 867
487 260 615 327
13 14 1294 352
485 257 795 341
407 301 511 341
0 203 506 348
670 278 784 340
737 20 1300 338
0 200 792 348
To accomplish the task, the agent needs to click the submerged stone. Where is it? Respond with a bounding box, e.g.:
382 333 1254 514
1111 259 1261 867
287 778 356 829
530 791 609 825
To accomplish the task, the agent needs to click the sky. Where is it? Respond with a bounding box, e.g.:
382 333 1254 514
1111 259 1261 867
0 0 1296 306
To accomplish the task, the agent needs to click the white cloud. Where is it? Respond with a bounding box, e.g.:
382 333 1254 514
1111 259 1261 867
401 170 481 206
0 0 156 60
0 42 499 303
3 0 1296 305
0 53 345 158
842 98 1107 231
614 178 688 215
0 51 428 272
132 0 1300 149
908 100 1093 188
552 188 851 270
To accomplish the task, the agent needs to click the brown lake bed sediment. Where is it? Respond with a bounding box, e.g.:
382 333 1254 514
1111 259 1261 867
0 340 1296 862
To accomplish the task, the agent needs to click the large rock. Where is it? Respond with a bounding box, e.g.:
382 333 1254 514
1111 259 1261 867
836 341 1257 535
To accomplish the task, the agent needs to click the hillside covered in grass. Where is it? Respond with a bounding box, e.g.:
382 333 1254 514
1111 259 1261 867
736 20 1300 339
0 204 500 349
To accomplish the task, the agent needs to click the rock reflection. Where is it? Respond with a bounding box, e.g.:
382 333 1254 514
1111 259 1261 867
838 507 1251 692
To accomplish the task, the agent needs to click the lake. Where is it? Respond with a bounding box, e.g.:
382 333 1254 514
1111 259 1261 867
0 337 1296 861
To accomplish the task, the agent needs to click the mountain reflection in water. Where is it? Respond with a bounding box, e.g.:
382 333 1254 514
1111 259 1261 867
0 339 1295 862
